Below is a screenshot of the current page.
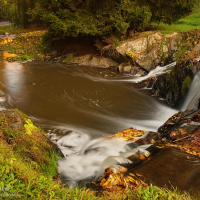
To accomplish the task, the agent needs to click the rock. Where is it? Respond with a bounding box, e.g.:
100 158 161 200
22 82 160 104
116 33 148 57
190 60 200 75
118 64 124 73
152 75 167 98
130 147 200 194
118 64 147 75
116 31 182 71
34 54 45 60
123 65 132 73
63 54 118 68
165 32 182 51
89 56 118 68
148 32 162 46
4 32 9 37
0 109 25 131
0 108 64 157
130 66 145 76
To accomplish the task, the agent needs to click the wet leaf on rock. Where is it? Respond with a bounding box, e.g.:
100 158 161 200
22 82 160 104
107 127 146 142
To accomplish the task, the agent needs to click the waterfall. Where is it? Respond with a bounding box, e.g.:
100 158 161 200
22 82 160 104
181 71 200 111
48 131 151 188
115 62 176 83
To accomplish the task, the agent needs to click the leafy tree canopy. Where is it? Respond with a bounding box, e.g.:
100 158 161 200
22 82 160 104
0 0 198 38
28 0 152 39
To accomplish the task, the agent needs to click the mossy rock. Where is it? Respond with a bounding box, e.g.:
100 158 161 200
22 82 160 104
181 75 192 96
0 109 60 173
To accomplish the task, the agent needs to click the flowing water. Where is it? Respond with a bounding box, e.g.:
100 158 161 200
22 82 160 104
181 71 200 111
0 59 179 186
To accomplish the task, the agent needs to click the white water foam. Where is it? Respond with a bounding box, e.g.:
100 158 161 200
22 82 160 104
181 71 200 110
48 62 178 187
51 130 152 187
125 62 176 83
81 62 176 83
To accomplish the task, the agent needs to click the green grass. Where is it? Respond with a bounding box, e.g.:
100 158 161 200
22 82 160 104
0 30 47 61
0 24 28 35
151 4 200 34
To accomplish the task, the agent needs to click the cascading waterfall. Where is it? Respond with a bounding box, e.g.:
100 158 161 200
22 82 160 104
31 64 200 188
111 62 176 83
0 59 183 187
49 131 151 188
50 62 178 188
181 71 200 111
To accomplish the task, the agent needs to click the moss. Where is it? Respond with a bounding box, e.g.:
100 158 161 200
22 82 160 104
181 76 192 96
63 56 76 63
113 39 120 47
175 46 188 60
24 118 36 135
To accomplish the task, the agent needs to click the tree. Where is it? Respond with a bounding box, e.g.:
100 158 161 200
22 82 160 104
0 0 37 28
28 0 152 39
139 0 197 24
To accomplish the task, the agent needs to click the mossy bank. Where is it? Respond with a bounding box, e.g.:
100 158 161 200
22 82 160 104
0 108 97 199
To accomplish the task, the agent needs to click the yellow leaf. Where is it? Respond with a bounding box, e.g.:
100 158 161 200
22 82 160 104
139 154 146 160
129 173 136 177
126 176 135 182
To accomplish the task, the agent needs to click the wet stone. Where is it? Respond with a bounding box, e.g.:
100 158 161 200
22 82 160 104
130 147 200 194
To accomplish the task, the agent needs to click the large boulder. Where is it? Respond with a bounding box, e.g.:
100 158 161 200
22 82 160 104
116 32 182 71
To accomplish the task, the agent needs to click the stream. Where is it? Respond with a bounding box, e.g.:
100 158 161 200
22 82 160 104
0 60 177 135
0 59 179 186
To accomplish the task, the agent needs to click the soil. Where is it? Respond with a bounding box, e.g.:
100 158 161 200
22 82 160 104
52 37 99 56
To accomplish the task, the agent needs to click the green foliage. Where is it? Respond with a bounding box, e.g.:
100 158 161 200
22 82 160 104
123 185 194 200
140 0 197 25
63 56 76 63
181 76 192 96
113 39 120 48
28 0 152 39
0 0 34 28
0 24 21 35
163 52 167 59
0 0 17 22
7 54 32 62
151 4 200 34
0 109 97 199
0 30 47 61
0 0 198 41
177 4 200 27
